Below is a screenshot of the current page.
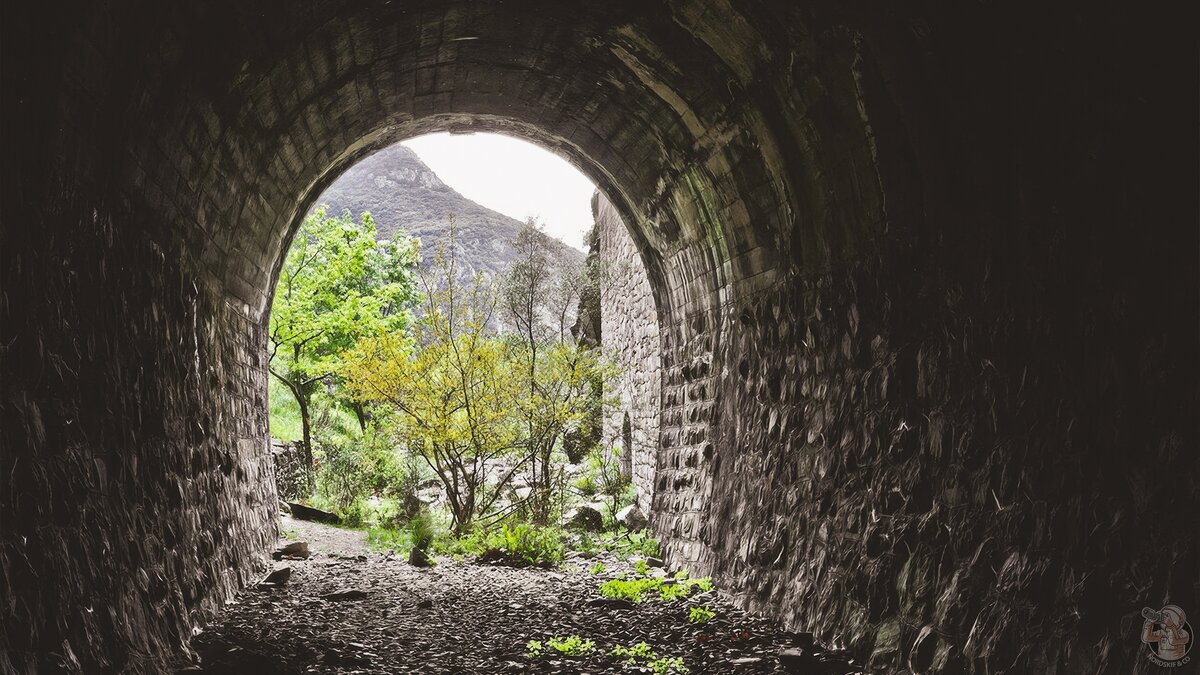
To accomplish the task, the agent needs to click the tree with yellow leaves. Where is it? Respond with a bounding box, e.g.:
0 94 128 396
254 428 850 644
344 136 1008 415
344 225 525 535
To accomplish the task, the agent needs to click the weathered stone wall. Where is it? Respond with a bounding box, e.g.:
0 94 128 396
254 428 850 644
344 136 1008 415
597 193 661 509
2 1 1194 674
0 192 279 673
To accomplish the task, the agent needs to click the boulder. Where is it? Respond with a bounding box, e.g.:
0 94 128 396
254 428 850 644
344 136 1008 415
562 505 604 532
409 547 433 568
616 504 648 531
322 588 368 601
286 502 341 524
262 567 291 585
272 541 310 560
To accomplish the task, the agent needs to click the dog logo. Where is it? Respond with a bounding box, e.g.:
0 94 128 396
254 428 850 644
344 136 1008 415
1141 605 1192 668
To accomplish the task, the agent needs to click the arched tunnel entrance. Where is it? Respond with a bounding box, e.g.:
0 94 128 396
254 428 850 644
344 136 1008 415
1 1 1195 673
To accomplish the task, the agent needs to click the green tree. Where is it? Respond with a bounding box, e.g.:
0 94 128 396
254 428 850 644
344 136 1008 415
269 206 418 484
501 219 614 523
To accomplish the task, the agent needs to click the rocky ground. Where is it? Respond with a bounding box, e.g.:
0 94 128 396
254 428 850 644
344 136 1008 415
177 518 863 674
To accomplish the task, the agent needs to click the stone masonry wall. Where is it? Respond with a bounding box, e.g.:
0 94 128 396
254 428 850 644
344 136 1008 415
0 198 278 673
597 193 661 511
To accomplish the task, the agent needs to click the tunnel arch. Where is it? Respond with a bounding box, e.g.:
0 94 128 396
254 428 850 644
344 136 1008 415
4 1 1195 673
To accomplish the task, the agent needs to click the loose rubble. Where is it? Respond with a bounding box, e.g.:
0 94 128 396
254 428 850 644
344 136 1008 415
178 518 865 674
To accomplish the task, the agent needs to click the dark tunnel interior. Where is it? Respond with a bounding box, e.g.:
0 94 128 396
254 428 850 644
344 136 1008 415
1 1 1196 673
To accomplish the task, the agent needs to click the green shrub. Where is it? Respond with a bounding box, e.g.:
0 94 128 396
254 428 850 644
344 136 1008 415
576 531 598 556
490 522 564 567
407 510 436 551
340 499 369 528
572 473 598 497
589 562 607 575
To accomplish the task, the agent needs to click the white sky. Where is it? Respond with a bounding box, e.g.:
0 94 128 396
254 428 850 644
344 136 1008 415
401 132 596 251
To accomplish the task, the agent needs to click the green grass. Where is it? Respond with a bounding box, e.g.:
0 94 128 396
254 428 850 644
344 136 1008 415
268 378 303 442
367 525 412 553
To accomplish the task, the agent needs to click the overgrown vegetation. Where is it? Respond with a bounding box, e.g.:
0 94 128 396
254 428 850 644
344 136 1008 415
269 208 644 567
269 207 418 490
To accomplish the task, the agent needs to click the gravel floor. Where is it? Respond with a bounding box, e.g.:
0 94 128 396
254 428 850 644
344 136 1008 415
177 518 863 674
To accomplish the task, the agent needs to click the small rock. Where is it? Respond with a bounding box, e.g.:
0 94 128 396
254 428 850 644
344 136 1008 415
647 556 665 568
731 657 762 665
616 504 648 530
261 567 291 585
779 648 809 673
322 588 367 601
417 598 434 609
272 541 310 560
409 547 433 568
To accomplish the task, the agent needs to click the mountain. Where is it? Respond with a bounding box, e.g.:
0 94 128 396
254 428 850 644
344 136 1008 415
309 144 584 280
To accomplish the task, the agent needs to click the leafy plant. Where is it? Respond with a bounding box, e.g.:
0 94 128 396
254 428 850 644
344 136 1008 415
547 635 595 656
599 575 713 603
527 635 595 658
489 522 565 566
649 656 688 674
598 577 662 603
602 529 660 559
633 559 650 577
689 606 715 624
611 642 688 674
589 561 607 575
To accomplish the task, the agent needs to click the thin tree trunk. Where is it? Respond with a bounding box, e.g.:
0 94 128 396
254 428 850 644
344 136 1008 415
298 392 314 492
350 400 368 432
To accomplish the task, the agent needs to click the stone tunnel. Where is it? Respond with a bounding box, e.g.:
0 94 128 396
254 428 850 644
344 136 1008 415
1 1 1195 672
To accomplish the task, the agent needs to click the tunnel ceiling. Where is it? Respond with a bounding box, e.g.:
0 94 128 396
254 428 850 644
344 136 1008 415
2 1 1196 674
12 0 903 328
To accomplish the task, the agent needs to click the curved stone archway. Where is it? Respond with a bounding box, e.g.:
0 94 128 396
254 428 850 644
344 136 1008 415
2 1 1195 673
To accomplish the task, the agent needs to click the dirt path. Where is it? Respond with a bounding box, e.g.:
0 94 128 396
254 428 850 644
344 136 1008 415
178 519 860 674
